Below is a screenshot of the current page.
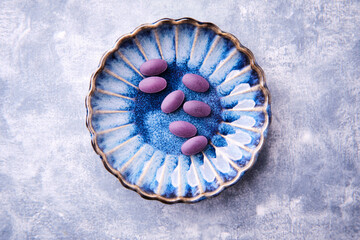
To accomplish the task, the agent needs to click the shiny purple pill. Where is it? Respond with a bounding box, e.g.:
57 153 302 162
169 121 197 138
161 90 185 113
181 136 208 155
139 76 167 93
140 59 167 76
183 100 211 117
182 73 209 92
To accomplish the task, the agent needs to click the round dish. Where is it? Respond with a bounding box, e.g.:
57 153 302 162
86 18 271 203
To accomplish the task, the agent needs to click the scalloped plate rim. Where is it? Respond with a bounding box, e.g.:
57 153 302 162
85 17 271 204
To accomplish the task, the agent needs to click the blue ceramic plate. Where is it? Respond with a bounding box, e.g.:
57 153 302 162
86 18 271 203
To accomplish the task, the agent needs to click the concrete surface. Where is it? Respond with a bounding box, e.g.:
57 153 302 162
0 0 359 239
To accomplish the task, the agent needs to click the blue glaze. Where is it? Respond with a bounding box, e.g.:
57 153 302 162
95 71 138 98
118 39 147 70
188 27 216 70
91 91 135 111
217 70 259 97
87 18 271 203
176 24 196 64
91 112 135 133
158 155 178 198
211 134 228 147
104 52 143 86
134 63 222 154
138 150 165 194
122 144 155 185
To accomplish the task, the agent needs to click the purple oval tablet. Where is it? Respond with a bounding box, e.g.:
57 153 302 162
183 100 211 117
139 76 167 93
181 136 208 156
169 121 197 138
140 59 167 76
182 73 209 92
161 90 185 113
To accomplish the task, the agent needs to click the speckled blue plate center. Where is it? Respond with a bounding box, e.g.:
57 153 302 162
135 63 222 154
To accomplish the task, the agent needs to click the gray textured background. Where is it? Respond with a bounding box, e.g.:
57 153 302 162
1 0 359 239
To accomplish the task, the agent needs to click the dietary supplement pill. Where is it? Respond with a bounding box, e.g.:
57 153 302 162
139 76 167 93
181 136 208 155
161 90 185 113
140 59 167 76
183 100 211 117
182 73 209 92
169 121 197 138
